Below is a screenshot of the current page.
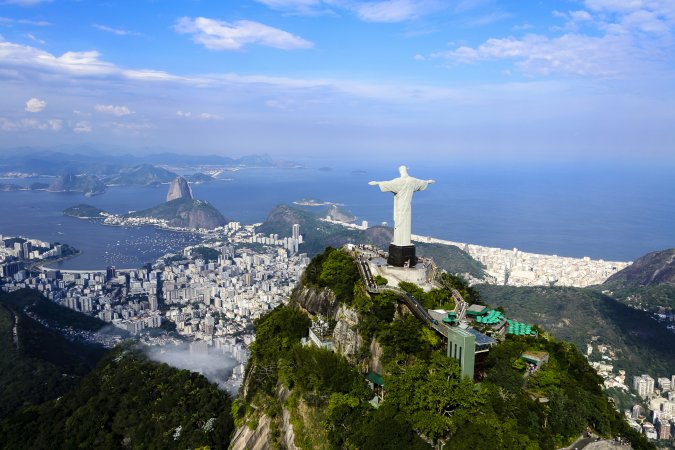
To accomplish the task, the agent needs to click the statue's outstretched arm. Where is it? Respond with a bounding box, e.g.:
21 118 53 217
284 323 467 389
368 181 380 186
427 180 436 184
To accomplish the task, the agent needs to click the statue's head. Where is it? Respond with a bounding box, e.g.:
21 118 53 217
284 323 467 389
399 165 409 177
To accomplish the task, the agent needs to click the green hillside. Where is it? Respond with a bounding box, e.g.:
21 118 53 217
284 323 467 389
475 285 675 378
258 204 485 278
63 203 107 219
0 290 105 419
0 345 234 450
127 198 228 229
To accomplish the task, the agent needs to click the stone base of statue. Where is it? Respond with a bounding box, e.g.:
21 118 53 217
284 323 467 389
387 244 417 268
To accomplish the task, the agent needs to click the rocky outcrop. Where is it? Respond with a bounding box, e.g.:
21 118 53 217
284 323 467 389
166 176 193 201
332 305 362 363
229 414 273 450
605 248 675 286
127 198 228 230
368 338 384 375
291 286 339 318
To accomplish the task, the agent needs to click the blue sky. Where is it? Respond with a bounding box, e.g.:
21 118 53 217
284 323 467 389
0 0 674 162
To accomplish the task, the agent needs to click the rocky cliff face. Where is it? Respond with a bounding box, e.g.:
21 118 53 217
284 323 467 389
229 386 299 450
332 304 362 363
166 176 193 201
127 198 228 230
290 285 339 318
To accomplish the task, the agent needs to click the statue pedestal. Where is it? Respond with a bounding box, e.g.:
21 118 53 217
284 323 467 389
387 244 417 268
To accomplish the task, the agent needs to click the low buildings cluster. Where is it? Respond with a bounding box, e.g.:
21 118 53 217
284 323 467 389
411 234 629 287
585 341 631 392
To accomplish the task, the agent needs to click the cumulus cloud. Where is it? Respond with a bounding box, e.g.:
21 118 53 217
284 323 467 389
95 104 134 116
174 17 313 51
176 110 192 117
25 96 45 112
430 0 675 78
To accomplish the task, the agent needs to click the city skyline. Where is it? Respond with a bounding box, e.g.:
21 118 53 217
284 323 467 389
0 0 674 162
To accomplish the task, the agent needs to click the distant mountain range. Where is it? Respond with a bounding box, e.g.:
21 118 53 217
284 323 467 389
0 149 301 177
104 164 177 187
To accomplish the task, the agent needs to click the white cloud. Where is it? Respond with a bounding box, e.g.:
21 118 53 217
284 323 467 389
198 112 222 120
73 121 92 133
0 17 51 26
25 33 45 44
570 10 593 22
25 96 45 112
0 42 185 80
95 104 134 116
254 0 324 14
434 33 646 77
430 0 675 78
176 110 223 119
92 24 139 36
354 0 442 22
1 117 60 131
174 17 313 51
2 0 51 6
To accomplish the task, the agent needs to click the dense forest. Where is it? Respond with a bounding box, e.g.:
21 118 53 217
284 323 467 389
477 285 675 378
0 290 104 419
0 290 234 449
0 345 234 450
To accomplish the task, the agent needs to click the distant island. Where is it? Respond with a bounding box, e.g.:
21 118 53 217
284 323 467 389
63 176 228 231
63 204 108 219
184 172 215 183
48 173 106 197
293 198 342 207
0 181 53 192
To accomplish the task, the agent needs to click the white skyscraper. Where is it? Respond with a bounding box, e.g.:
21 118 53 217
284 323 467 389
292 223 300 241
658 377 672 391
634 375 656 398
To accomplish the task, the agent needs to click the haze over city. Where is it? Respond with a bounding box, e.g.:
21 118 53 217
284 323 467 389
1 0 674 162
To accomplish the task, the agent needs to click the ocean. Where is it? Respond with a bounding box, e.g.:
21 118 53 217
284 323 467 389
1 163 673 269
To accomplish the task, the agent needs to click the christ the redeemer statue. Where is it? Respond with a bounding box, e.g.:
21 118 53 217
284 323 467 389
369 166 435 267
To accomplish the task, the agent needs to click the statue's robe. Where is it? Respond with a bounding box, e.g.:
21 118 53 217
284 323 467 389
376 176 431 246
